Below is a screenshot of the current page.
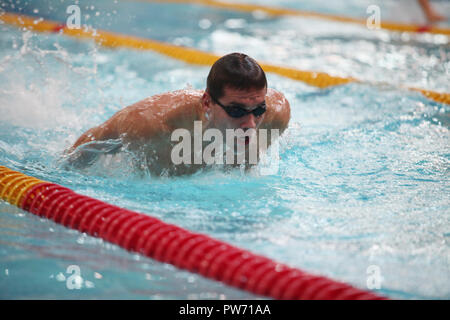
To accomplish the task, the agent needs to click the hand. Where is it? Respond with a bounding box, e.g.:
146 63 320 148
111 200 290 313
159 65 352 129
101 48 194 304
426 11 446 24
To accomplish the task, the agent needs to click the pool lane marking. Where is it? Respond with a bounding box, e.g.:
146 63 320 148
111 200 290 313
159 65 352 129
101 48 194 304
0 165 387 300
142 0 450 36
0 11 355 89
1 12 449 104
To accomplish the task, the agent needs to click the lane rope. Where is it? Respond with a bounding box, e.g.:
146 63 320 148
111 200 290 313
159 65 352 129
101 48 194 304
0 12 449 104
0 165 387 299
144 0 450 36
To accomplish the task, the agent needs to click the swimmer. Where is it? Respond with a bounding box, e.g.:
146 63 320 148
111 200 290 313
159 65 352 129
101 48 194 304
67 53 291 176
418 0 446 24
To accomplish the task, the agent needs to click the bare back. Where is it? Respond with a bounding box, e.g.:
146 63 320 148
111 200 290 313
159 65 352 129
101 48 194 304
67 88 290 176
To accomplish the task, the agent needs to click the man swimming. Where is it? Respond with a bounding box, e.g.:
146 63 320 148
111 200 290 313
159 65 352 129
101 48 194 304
67 53 291 176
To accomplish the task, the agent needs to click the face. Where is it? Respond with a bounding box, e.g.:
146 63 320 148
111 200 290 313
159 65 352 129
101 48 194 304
203 86 267 133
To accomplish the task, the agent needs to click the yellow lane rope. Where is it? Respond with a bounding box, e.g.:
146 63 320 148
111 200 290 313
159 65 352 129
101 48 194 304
0 166 46 206
1 12 449 104
145 0 450 36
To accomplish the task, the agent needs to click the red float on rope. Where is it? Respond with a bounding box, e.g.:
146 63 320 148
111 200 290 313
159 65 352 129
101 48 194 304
12 178 387 300
21 183 53 211
45 190 75 220
78 202 111 233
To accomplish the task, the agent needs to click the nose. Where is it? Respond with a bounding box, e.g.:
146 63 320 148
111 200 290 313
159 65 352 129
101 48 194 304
241 113 256 129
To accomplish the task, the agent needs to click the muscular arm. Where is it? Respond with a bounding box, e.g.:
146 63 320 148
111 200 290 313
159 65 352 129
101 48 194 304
68 117 119 153
67 90 202 154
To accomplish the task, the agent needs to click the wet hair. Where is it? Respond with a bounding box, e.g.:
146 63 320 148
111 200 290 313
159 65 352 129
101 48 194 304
206 53 267 99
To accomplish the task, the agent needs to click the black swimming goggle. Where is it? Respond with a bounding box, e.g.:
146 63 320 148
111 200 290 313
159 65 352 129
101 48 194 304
210 94 267 118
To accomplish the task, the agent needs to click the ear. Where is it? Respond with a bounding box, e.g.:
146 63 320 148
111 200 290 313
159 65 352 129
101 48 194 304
201 92 212 113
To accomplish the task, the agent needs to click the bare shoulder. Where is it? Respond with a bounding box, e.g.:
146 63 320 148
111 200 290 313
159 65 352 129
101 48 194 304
125 89 202 117
262 88 291 132
161 89 204 130
114 89 203 141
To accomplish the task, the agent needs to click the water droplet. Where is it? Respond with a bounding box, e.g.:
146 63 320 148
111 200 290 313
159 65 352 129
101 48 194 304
198 19 211 29
56 272 66 282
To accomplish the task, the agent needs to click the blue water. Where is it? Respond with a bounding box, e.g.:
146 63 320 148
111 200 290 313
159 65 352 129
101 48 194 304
0 0 449 299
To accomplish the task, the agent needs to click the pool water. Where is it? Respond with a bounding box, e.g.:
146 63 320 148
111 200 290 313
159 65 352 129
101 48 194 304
0 0 449 299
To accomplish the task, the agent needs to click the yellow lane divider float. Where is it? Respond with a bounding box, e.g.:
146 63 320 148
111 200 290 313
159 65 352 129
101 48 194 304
0 166 46 207
0 12 449 104
146 0 450 36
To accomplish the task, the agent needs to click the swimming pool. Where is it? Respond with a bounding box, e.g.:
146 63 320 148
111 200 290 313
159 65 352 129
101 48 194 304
0 0 449 299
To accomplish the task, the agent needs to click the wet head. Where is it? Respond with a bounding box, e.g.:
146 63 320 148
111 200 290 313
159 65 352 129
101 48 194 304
201 52 268 142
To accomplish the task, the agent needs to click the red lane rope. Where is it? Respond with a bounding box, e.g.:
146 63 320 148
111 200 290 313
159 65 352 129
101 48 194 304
18 181 387 300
